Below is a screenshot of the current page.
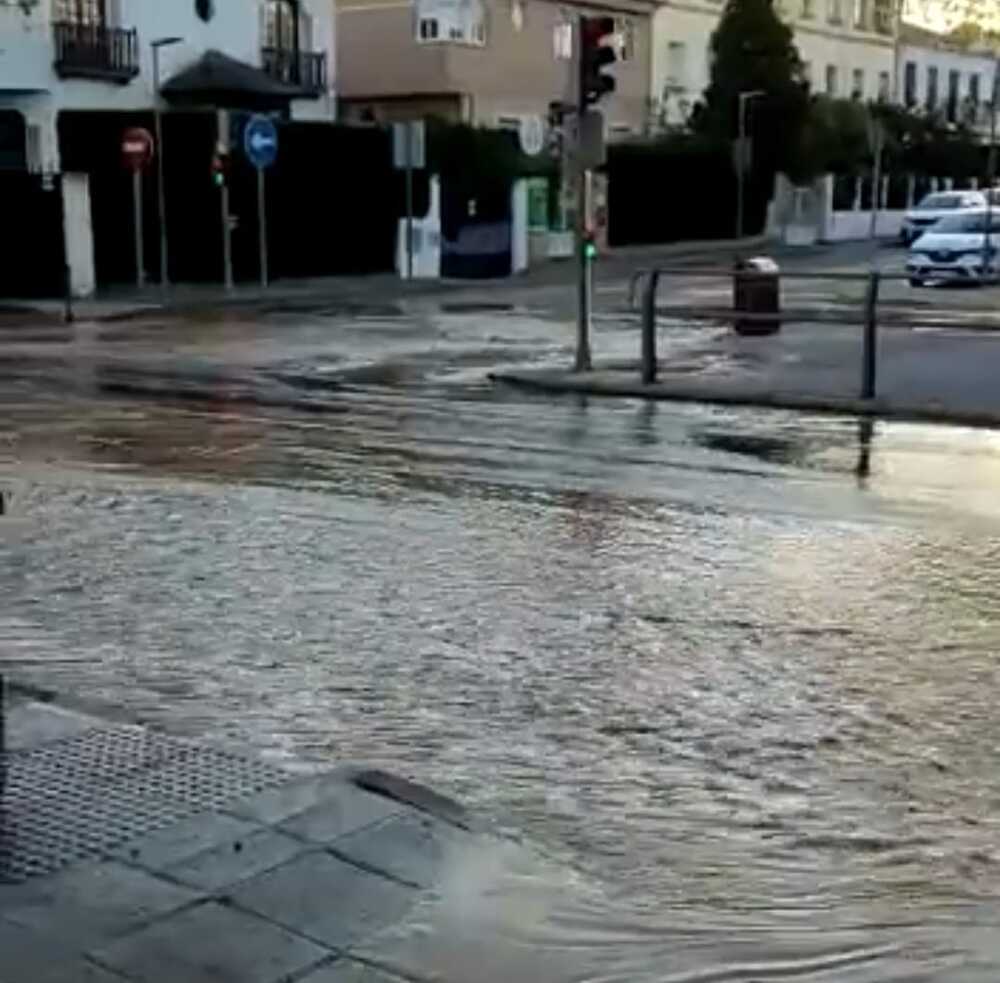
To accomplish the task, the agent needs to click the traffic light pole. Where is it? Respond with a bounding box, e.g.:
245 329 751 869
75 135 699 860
574 15 592 373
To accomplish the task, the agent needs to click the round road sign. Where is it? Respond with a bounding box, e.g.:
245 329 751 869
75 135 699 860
243 114 279 170
121 127 154 171
519 116 545 157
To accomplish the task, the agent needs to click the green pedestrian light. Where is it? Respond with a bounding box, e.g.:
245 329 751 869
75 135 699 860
211 153 228 188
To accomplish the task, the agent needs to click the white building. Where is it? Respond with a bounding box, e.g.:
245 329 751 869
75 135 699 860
899 23 998 135
0 0 335 295
650 0 897 128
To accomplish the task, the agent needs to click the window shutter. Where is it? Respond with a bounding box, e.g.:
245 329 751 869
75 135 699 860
299 8 313 51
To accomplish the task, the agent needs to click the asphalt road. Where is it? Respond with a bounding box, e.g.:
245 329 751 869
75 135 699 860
3 263 1000 980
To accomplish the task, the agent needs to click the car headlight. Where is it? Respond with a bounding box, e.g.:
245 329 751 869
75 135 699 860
957 248 997 261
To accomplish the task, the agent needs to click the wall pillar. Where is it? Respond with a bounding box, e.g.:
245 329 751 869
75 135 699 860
61 172 96 297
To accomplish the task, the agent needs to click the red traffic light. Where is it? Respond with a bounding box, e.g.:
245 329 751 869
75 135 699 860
582 15 615 45
580 15 617 106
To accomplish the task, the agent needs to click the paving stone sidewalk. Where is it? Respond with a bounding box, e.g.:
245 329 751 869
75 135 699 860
493 320 1000 428
0 691 501 983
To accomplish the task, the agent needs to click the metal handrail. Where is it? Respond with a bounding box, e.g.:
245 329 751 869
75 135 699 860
53 21 140 81
261 46 327 94
629 267 998 401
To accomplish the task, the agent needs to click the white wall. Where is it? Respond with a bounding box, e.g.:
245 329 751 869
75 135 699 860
0 3 52 92
0 0 335 122
794 25 894 99
650 3 715 125
62 171 96 296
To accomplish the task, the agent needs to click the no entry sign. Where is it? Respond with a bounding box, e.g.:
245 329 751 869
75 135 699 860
122 127 154 171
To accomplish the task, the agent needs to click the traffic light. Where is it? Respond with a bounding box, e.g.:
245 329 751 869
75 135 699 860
579 16 616 107
583 229 597 260
211 153 229 188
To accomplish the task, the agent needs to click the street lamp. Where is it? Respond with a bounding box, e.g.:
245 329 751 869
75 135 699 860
152 36 183 292
736 89 765 242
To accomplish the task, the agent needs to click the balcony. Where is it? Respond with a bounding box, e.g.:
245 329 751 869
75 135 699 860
261 47 327 97
53 22 139 83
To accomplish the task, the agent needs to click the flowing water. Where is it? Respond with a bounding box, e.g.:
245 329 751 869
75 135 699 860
3 310 1000 979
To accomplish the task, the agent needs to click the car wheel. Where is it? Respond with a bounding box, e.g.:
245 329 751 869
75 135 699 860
908 277 924 287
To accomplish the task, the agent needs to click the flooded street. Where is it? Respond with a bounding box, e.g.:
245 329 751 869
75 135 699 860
4 302 1000 979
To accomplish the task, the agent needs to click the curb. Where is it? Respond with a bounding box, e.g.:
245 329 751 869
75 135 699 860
490 370 1000 431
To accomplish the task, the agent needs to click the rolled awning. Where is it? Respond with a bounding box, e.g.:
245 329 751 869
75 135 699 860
161 49 300 110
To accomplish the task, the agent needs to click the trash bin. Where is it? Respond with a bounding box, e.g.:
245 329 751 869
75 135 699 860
733 256 781 336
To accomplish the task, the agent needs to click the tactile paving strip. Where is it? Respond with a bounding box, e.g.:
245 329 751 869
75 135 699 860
0 726 293 883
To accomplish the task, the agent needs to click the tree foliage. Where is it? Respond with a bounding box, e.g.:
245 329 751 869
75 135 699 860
695 0 811 178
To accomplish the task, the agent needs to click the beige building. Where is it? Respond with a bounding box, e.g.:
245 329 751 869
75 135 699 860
337 0 656 136
651 0 897 129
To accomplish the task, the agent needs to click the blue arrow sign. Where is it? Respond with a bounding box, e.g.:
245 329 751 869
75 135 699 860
243 114 278 170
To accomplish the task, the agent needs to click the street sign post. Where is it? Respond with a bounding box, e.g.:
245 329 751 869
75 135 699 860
243 114 279 288
122 127 154 289
392 120 426 279
214 109 234 292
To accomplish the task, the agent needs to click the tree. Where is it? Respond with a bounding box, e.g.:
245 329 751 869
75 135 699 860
911 0 1000 37
696 0 811 179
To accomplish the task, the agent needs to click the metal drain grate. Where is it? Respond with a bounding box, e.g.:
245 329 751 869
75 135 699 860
0 726 293 883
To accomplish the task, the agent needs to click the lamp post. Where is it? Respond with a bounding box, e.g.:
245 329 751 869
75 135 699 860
152 36 183 292
736 89 765 242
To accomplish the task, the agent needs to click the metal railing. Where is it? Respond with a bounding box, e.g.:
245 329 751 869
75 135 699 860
630 265 1000 402
53 22 140 83
261 47 327 96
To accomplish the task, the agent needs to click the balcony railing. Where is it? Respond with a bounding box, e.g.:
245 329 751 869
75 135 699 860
261 47 327 97
53 22 139 83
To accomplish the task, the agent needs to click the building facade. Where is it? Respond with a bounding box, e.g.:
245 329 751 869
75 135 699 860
650 0 897 128
899 24 998 135
0 0 335 296
337 0 655 137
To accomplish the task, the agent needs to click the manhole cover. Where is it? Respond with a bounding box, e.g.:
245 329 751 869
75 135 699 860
0 726 292 883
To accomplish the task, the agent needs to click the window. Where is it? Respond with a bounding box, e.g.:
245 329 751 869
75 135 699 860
614 17 635 62
873 0 894 33
926 65 938 110
510 0 523 31
852 68 864 98
853 0 868 29
553 21 572 59
53 0 106 24
826 64 838 95
827 0 842 23
801 0 815 18
877 70 890 100
264 0 298 49
970 72 981 105
666 40 687 87
947 68 960 121
904 60 917 106
414 0 486 45
802 61 813 87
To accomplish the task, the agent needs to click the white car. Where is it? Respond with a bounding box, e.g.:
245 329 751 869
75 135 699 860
900 190 991 245
906 211 1000 286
